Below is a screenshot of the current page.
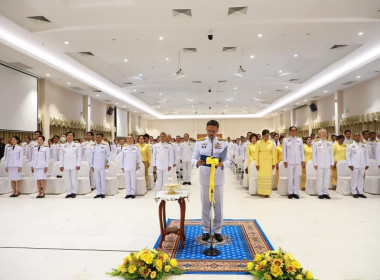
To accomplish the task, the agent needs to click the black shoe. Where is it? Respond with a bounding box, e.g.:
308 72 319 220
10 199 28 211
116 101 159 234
358 194 367 198
65 194 72 198
91 188 95 191
293 194 300 199
14 192 20 197
125 195 131 199
288 195 293 199
182 182 187 185
36 195 41 198
100 194 105 198
323 194 331 199
131 195 136 199
188 182 191 185
40 194 45 198
214 234 223 242
353 194 359 198
71 194 76 198
10 194 15 197
94 195 101 198
318 195 324 199
202 233 210 241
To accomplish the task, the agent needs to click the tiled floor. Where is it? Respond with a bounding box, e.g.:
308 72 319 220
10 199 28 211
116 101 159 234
0 167 379 280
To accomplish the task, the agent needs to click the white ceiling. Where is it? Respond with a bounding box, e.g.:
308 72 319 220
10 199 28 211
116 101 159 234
1 0 380 119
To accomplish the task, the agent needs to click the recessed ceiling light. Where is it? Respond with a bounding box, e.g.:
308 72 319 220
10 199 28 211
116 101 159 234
123 105 126 108
296 102 299 105
133 89 136 92
225 105 228 108
284 108 287 110
165 57 169 61
46 73 50 77
64 41 69 45
358 32 364 36
357 75 361 79
324 90 328 93
257 33 263 38
159 93 162 96
304 99 307 102
250 55 255 59
96 94 100 97
234 87 237 90
159 36 164 40
138 73 142 77
124 59 128 62
67 82 71 85
116 103 118 105
278 70 282 73
294 54 298 58
260 104 263 107
285 86 289 89
258 91 262 94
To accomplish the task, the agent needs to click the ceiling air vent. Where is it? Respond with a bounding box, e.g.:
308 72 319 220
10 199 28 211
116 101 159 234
183 48 197 53
289 78 300 82
223 47 236 52
70 87 83 91
217 80 228 83
192 81 201 84
103 99 112 103
92 89 102 92
330 45 348 50
27 16 51 23
276 89 285 92
228 7 248 15
134 92 145 94
10 62 33 70
123 82 133 86
311 95 321 99
172 9 192 17
341 81 356 86
78 52 94 56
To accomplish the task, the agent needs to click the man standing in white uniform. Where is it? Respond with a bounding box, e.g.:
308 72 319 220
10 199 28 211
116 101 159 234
152 132 173 192
180 133 193 185
91 133 111 199
82 131 96 190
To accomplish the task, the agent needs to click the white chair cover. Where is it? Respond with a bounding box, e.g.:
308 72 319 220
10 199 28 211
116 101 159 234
364 159 380 194
148 163 154 190
248 161 257 195
77 161 91 195
106 161 118 196
20 161 37 194
277 161 288 196
242 159 248 188
336 160 352 196
0 162 11 194
305 161 318 195
115 158 125 189
46 159 56 177
46 161 65 194
136 164 147 196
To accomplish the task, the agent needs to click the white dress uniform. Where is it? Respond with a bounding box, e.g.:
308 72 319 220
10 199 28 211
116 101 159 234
50 143 59 161
180 141 194 183
23 142 34 161
283 136 305 195
376 140 380 166
31 145 50 180
346 141 369 195
120 144 142 196
174 143 181 174
152 142 173 192
5 145 24 181
312 139 334 196
366 140 376 160
60 141 82 195
90 142 111 195
192 136 230 234
243 141 250 161
82 140 96 189
344 138 353 145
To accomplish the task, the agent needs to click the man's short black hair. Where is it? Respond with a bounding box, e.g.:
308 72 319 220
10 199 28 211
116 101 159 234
262 129 270 136
362 130 369 135
207 120 219 128
34 130 42 136
289 126 297 131
66 131 75 137
337 135 345 140
87 131 94 136
96 133 104 137
143 133 149 138
38 135 45 141
344 130 351 134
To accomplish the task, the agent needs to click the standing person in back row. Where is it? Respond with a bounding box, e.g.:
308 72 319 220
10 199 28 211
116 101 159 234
82 132 96 191
5 136 23 197
192 120 230 242
60 132 81 198
31 136 50 198
312 128 334 199
180 133 193 185
152 132 173 192
282 126 305 199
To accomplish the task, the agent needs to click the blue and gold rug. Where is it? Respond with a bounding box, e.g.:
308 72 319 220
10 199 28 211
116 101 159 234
154 219 273 274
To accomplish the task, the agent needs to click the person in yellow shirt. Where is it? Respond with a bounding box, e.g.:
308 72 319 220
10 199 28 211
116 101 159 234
275 136 284 188
246 133 258 178
136 135 151 188
254 129 276 197
331 135 346 188
301 136 313 190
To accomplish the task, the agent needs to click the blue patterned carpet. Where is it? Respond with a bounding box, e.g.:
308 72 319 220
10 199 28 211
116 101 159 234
154 219 273 274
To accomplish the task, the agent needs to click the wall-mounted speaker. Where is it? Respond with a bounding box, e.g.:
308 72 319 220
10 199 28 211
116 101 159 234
309 103 317 112
107 107 114 115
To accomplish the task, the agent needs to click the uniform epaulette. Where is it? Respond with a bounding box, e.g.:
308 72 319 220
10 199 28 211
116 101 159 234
328 139 332 142
122 144 127 147
197 138 205 141
74 141 79 143
314 139 320 142
361 141 366 144
44 144 48 147
377 140 380 143
219 138 226 141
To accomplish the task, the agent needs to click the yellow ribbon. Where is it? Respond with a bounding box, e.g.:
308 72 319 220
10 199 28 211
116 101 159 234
206 157 219 203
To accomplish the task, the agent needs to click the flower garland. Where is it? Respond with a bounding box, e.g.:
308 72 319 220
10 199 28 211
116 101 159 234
91 123 112 132
50 117 86 129
108 249 184 280
247 248 315 280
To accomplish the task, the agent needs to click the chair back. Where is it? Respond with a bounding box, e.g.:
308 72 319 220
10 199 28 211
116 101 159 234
366 159 380 176
337 160 352 177
278 161 288 177
306 161 317 177
249 161 257 177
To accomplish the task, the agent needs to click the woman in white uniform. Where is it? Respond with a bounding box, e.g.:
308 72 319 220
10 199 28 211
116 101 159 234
5 136 23 197
31 136 50 198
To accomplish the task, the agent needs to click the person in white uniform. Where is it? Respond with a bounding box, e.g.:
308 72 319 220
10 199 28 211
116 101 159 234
5 136 23 197
82 131 96 191
90 133 111 199
121 135 142 199
152 132 173 192
166 133 177 182
344 130 353 145
312 128 334 199
192 120 230 242
31 135 50 198
282 126 305 199
346 132 369 198
376 139 380 168
367 132 377 160
60 132 81 198
180 133 194 185
49 135 60 161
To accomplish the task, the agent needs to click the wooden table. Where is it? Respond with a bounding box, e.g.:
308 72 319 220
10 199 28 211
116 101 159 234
155 190 190 249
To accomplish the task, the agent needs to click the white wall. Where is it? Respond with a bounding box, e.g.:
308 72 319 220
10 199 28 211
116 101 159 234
90 98 113 127
342 75 380 117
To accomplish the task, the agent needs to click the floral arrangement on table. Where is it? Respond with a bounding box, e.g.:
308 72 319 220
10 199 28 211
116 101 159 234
108 248 184 280
247 248 316 280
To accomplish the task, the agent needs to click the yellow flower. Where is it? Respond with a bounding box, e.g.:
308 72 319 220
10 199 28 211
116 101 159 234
255 264 263 271
306 271 313 279
165 265 171 272
247 262 254 271
296 274 303 280
141 253 154 264
164 253 170 262
286 264 296 274
128 265 137 274
118 265 127 273
272 258 284 267
254 254 262 262
157 253 166 262
170 259 178 268
267 256 273 262
155 260 163 271
139 267 151 277
264 273 272 280
260 260 267 267
150 271 157 279
270 265 283 277
292 261 301 269
123 257 129 266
